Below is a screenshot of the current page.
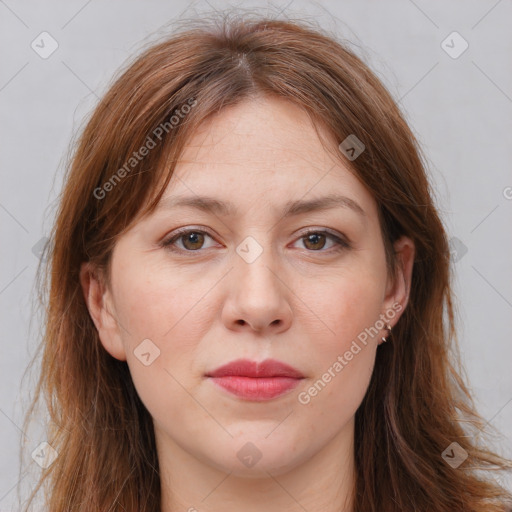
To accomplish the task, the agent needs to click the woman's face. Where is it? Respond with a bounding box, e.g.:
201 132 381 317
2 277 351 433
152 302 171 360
82 96 413 478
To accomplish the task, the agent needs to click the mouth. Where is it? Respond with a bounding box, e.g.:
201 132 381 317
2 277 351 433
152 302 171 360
205 358 304 401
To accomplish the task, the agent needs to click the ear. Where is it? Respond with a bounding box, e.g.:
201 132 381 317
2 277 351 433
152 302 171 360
383 235 415 326
79 262 127 361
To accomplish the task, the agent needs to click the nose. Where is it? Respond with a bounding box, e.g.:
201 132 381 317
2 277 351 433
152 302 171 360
221 244 292 336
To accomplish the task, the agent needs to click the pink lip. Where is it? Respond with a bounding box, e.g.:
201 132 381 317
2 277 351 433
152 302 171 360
206 358 304 401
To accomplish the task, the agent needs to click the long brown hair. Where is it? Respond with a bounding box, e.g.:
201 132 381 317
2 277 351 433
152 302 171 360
20 11 512 511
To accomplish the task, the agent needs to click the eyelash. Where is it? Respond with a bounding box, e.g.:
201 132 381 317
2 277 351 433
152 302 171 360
161 226 351 256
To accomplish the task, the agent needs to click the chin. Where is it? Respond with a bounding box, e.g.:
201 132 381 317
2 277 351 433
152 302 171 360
203 437 308 478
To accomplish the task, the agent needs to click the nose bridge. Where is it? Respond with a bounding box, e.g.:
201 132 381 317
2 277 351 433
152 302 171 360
223 231 292 333
234 232 280 291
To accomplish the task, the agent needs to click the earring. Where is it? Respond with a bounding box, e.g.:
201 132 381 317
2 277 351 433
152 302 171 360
381 324 392 343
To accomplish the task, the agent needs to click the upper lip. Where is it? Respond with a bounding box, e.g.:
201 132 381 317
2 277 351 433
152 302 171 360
206 358 304 379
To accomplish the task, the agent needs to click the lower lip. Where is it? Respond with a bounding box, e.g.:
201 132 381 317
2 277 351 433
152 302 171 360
208 376 302 401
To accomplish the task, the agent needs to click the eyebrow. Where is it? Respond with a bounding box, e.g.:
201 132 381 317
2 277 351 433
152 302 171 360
156 193 366 219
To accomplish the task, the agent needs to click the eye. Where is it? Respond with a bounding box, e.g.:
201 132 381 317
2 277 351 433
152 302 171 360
161 227 350 255
292 230 350 253
162 228 217 253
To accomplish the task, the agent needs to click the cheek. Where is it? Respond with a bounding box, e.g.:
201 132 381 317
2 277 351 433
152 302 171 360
113 257 217 346
110 257 220 406
296 292 379 434
308 268 386 357
294 269 384 418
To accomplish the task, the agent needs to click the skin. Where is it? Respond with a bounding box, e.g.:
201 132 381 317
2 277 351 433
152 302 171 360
81 95 414 512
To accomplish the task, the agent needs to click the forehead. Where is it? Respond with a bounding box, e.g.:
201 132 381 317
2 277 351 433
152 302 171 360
156 96 378 221
178 95 337 176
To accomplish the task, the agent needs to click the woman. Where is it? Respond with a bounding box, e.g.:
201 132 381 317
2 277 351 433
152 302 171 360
22 12 512 512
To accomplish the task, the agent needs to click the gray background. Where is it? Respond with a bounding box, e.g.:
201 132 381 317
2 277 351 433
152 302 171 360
1 0 511 508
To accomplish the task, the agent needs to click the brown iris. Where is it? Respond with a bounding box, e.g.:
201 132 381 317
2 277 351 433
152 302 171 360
181 232 205 250
302 232 327 251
